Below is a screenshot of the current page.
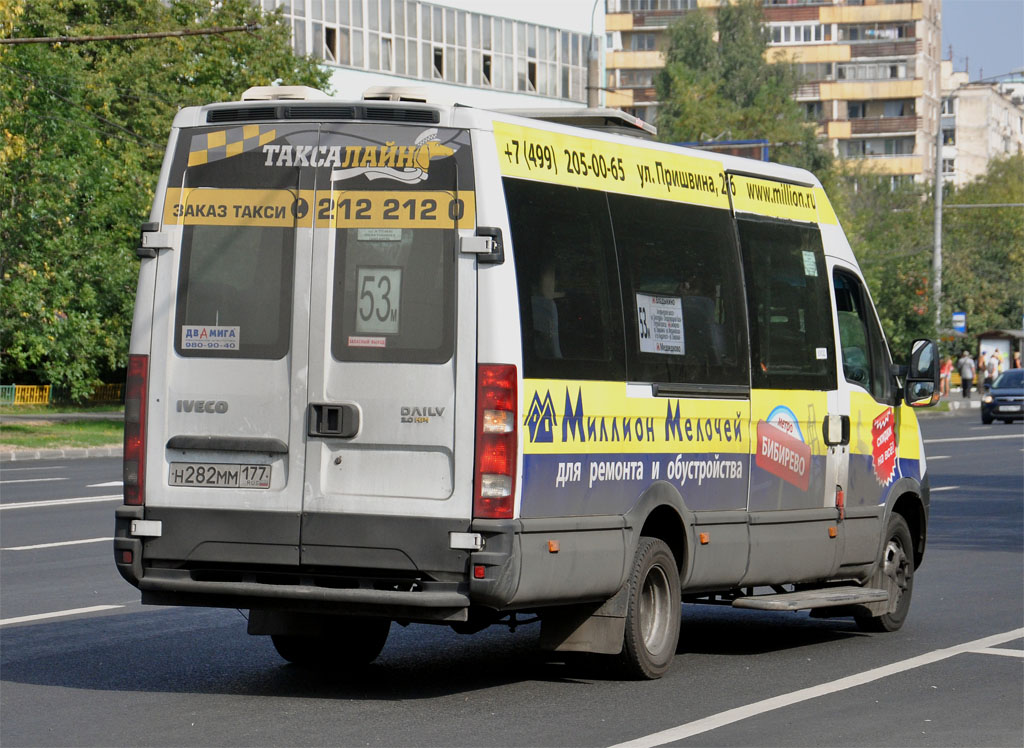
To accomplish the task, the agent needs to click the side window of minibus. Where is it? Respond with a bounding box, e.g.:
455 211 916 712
607 194 748 387
736 218 837 391
504 178 626 381
833 270 893 403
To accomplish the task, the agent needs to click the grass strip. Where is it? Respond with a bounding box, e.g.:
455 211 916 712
0 419 123 451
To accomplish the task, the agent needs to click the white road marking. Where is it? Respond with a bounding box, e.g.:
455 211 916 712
969 647 1024 659
926 454 951 460
609 628 1024 748
0 494 121 511
3 537 111 551
87 480 123 488
0 465 65 472
924 433 1023 444
930 486 960 492
0 477 68 485
0 604 124 627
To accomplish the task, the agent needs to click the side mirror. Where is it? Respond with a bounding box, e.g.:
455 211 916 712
904 338 940 407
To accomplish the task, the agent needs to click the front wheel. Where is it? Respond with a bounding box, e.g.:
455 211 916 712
271 617 390 667
619 537 681 679
856 514 914 633
981 411 994 424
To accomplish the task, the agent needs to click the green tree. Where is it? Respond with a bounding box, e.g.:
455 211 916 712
0 0 329 401
833 155 1024 358
941 155 1024 343
655 0 831 175
831 173 934 357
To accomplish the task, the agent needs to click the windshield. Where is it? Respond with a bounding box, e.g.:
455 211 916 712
993 369 1023 389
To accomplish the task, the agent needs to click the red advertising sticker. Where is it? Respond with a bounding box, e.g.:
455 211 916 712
756 420 811 491
872 407 896 486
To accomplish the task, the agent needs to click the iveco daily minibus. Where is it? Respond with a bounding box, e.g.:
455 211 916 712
115 86 939 679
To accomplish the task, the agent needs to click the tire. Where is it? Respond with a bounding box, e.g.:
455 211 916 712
618 537 681 679
981 411 993 424
271 617 390 667
856 514 914 633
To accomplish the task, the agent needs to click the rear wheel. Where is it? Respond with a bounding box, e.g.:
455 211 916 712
856 514 914 633
619 537 681 679
271 617 390 667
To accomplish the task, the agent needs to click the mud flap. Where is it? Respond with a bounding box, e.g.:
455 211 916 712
538 585 628 655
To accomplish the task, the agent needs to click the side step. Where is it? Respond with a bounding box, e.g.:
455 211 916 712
731 586 888 612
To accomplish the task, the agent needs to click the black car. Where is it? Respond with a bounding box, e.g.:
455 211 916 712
981 368 1024 424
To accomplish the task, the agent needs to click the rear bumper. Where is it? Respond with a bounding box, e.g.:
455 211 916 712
138 568 470 621
114 504 476 621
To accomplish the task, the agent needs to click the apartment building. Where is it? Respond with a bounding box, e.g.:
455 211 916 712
605 0 942 183
260 0 597 109
940 63 1024 188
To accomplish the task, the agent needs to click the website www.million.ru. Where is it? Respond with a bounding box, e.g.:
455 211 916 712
745 180 816 210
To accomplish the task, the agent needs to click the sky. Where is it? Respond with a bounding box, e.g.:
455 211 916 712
942 0 1024 81
441 1 1024 82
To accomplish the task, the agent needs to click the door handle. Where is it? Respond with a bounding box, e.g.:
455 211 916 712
308 403 359 438
823 415 850 446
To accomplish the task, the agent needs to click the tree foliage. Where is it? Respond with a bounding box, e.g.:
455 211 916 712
834 155 1024 357
941 155 1024 343
1 0 329 400
655 0 831 175
830 174 934 357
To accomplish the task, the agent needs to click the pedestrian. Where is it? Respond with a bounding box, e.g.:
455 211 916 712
939 355 953 397
984 350 1000 392
956 350 975 398
977 350 987 392
1014 350 1021 369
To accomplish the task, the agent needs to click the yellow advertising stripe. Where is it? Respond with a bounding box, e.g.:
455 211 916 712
494 121 731 211
313 190 476 229
730 174 821 224
522 379 750 456
814 187 839 225
163 188 476 229
164 188 307 227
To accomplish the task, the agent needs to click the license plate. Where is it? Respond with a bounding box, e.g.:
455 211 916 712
169 462 271 488
997 405 1021 413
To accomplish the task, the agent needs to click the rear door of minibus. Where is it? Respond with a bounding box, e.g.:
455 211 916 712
300 122 478 573
144 122 316 567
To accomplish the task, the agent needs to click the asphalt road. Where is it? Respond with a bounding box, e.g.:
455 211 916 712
1 411 1021 747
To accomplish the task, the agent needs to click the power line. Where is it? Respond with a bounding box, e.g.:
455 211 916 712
944 203 1024 209
0 25 260 46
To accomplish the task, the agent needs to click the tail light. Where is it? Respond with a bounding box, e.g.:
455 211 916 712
474 364 517 519
123 354 148 505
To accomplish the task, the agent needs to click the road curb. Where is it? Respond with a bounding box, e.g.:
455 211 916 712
0 446 123 462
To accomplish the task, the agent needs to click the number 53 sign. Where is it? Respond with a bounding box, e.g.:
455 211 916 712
356 267 402 335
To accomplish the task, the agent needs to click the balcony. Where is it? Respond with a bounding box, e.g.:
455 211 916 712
849 115 920 134
632 10 692 28
848 40 920 58
795 82 821 99
764 7 821 23
631 87 658 103
839 154 923 176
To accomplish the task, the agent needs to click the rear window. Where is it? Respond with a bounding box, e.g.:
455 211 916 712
330 226 454 364
174 225 294 359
